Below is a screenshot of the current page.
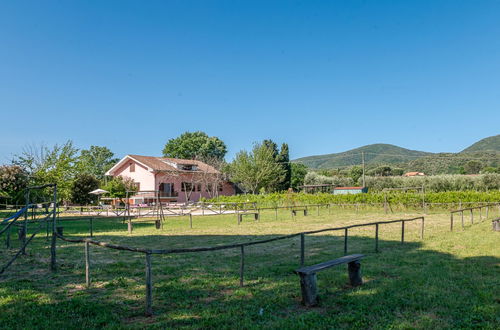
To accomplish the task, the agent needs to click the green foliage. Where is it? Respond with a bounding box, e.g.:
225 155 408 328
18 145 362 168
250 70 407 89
0 165 28 204
228 142 285 193
481 166 499 174
211 190 500 207
76 146 118 180
364 173 500 192
461 134 500 152
101 176 138 200
162 131 227 160
349 166 363 184
71 174 100 205
294 143 430 169
463 160 483 174
290 163 308 190
13 141 79 202
304 172 353 186
277 143 291 191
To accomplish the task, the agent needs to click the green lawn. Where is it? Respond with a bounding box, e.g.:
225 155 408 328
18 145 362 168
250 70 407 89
0 208 499 329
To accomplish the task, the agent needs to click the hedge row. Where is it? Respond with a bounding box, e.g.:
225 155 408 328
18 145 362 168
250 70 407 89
208 191 500 208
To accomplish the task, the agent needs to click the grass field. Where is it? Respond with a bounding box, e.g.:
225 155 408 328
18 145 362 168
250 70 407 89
0 207 499 329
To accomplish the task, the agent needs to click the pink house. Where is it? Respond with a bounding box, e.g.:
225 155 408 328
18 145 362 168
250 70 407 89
105 155 236 204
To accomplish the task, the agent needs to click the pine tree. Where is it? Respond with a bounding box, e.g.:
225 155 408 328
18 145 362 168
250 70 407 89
277 143 291 191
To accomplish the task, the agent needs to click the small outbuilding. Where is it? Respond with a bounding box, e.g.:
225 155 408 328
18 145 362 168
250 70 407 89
333 187 368 195
403 172 425 177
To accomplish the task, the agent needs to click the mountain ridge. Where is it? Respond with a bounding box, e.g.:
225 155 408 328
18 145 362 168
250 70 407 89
293 134 500 170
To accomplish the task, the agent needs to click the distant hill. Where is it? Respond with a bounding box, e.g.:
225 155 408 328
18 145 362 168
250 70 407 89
461 134 500 153
293 144 431 169
404 152 500 175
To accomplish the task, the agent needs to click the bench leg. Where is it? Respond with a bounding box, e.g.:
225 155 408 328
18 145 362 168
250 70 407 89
254 213 259 221
304 210 308 216
348 261 363 286
299 273 318 307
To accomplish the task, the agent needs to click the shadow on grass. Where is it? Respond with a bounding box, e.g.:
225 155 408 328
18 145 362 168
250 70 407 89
0 219 498 329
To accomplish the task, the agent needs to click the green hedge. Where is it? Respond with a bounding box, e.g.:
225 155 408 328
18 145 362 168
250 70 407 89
208 191 500 207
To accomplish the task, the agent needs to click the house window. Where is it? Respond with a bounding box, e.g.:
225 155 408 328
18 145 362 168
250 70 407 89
218 183 223 192
181 182 193 192
130 163 135 172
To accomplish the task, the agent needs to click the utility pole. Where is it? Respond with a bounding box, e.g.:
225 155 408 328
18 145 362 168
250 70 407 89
361 152 366 187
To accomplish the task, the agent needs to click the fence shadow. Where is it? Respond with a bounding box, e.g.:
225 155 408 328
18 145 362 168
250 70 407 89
0 221 498 329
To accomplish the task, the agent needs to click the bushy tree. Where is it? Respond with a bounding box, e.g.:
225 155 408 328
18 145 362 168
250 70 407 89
13 141 78 202
463 160 483 174
71 174 99 205
290 163 308 190
0 165 28 204
101 176 138 202
367 166 393 177
349 166 363 184
76 146 118 180
228 142 285 193
163 131 227 160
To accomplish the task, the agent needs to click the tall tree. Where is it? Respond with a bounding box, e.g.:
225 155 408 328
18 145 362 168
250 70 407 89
290 163 308 190
76 146 119 180
162 131 227 160
277 143 291 191
13 141 79 202
228 142 285 193
71 173 100 205
0 165 28 204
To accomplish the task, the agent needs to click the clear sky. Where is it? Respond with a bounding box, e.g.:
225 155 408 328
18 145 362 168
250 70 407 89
1 0 499 163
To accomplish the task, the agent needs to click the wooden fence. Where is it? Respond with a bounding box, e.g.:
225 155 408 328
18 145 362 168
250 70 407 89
449 203 500 231
54 215 424 316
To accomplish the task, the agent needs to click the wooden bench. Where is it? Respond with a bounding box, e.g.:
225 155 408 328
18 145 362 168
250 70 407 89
237 212 259 224
291 208 308 216
295 254 365 306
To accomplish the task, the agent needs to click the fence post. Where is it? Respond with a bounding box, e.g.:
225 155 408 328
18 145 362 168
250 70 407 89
479 207 482 221
6 226 10 249
486 206 489 220
470 209 474 224
344 228 348 255
275 207 278 220
300 233 305 266
85 241 90 287
89 218 93 237
145 253 153 316
328 204 331 215
50 185 57 271
420 217 424 239
128 217 133 234
461 211 464 229
189 214 193 229
239 246 245 287
375 223 379 252
401 221 405 243
450 213 454 231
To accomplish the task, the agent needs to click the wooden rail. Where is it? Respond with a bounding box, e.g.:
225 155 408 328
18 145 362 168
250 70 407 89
54 215 424 316
449 203 500 231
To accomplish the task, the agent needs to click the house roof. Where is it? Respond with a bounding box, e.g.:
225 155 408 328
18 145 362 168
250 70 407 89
105 155 219 176
403 172 425 176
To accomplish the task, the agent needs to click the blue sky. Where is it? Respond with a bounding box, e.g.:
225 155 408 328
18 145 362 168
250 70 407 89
1 0 499 163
